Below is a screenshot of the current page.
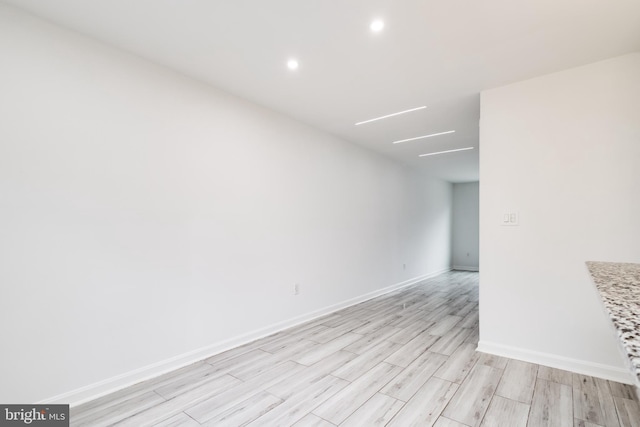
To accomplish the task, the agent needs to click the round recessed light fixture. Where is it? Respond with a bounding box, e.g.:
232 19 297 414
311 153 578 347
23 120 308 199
370 19 384 32
287 59 299 70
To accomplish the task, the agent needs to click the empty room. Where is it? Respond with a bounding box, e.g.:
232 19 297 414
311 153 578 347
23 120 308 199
1 1 639 426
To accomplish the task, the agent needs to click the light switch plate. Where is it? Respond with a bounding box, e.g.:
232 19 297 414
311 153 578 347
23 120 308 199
502 211 519 226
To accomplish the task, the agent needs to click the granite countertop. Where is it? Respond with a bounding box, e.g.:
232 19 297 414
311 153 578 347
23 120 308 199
586 261 640 385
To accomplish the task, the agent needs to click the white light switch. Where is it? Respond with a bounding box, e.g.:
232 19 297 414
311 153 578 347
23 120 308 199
502 211 519 226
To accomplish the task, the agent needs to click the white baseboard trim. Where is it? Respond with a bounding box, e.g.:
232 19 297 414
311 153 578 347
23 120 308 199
452 265 479 272
44 267 451 406
477 340 634 385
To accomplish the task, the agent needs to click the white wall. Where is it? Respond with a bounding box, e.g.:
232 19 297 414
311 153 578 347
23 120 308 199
452 182 479 271
479 52 640 383
0 5 453 404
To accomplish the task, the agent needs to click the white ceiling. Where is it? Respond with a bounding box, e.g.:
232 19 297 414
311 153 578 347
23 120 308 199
4 0 640 182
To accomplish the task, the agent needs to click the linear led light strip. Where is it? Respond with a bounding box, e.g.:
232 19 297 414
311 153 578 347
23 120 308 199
355 106 427 126
419 147 474 157
392 130 455 144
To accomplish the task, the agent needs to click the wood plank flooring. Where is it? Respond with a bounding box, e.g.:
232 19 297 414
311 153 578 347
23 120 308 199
71 271 640 426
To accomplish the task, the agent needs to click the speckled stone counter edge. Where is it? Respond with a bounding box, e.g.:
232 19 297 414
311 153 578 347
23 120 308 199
586 261 640 393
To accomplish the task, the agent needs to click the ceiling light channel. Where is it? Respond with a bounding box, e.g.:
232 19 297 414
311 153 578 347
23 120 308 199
419 147 474 157
287 59 299 70
355 106 427 126
392 130 455 144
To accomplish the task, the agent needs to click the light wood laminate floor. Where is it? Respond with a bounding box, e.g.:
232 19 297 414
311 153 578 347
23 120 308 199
71 271 640 426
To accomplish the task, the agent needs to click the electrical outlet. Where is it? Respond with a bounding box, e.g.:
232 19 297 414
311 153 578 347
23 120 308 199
294 284 299 295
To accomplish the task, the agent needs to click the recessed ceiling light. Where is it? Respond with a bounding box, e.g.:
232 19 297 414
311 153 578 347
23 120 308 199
392 130 455 144
355 106 426 126
419 147 474 157
287 59 299 70
370 20 385 32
